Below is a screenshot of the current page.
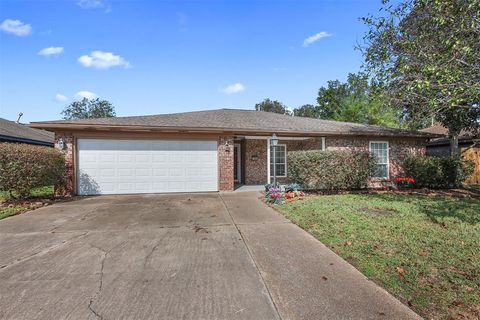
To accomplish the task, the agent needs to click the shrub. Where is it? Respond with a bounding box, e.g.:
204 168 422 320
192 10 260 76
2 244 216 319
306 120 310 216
403 155 474 189
288 150 377 191
0 143 65 198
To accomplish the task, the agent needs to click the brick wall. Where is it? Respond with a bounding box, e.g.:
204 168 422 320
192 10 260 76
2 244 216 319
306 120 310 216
243 136 426 185
54 132 75 196
325 137 426 178
218 135 235 191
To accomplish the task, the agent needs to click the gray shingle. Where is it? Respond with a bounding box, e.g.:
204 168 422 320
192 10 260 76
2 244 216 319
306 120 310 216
30 108 432 138
0 118 54 145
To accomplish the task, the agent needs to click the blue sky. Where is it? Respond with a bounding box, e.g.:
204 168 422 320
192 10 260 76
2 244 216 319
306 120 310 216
0 0 382 123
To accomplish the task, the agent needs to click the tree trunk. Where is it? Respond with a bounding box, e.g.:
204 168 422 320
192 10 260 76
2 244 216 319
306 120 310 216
449 133 460 156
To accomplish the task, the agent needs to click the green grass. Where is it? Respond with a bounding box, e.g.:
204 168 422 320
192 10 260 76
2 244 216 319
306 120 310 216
277 193 480 319
0 186 54 220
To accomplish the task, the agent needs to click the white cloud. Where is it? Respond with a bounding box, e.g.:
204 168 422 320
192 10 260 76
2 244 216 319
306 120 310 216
77 0 111 12
0 19 32 36
55 94 68 102
75 91 98 100
78 51 131 69
38 47 64 56
223 83 245 94
77 0 103 9
302 31 332 47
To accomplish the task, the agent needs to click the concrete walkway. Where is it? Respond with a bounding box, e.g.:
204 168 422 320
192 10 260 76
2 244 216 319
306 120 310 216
0 192 419 320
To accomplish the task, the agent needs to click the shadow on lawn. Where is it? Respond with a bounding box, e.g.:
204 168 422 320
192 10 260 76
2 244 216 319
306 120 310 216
366 193 480 225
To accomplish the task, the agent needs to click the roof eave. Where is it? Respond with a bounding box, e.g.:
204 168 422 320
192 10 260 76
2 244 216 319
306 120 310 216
28 122 433 138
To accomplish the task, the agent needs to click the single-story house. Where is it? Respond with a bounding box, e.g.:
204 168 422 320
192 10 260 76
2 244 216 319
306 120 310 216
30 109 434 195
0 117 54 147
421 125 480 184
421 125 479 156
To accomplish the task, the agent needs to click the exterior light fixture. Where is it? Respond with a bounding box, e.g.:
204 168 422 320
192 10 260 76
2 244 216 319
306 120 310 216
224 140 231 152
58 138 66 150
270 133 278 146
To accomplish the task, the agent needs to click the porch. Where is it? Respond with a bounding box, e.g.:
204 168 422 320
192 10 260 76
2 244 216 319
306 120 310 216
231 136 325 187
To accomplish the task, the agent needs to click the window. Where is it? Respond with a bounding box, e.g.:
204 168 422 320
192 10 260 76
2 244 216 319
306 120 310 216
369 141 389 179
270 144 286 177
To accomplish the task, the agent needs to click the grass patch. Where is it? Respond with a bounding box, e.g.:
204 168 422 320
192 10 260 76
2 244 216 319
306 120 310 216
277 193 480 319
0 186 54 220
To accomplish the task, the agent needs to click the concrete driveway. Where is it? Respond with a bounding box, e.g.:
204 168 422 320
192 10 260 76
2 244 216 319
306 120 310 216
0 192 419 320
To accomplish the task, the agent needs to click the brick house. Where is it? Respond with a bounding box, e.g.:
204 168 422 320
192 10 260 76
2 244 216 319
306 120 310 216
30 109 433 195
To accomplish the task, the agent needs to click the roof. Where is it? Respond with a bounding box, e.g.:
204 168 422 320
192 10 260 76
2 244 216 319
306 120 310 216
421 125 475 138
29 108 433 138
0 118 54 146
421 124 479 146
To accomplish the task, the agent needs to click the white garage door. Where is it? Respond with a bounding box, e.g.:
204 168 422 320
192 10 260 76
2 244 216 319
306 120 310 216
77 139 218 195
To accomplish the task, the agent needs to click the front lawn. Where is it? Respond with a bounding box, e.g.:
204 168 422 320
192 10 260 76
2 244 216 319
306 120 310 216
0 186 54 220
276 193 480 320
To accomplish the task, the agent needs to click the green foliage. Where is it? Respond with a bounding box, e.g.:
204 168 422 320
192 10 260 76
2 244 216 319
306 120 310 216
404 155 474 188
0 143 65 198
288 150 376 190
255 98 291 115
361 0 480 151
61 98 116 120
293 72 402 127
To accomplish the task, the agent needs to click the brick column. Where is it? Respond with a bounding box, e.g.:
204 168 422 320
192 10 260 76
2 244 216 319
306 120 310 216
54 133 75 196
218 135 234 191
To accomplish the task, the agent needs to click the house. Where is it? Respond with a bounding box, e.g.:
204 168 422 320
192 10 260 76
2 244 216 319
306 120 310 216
421 125 480 184
29 109 433 195
0 117 54 147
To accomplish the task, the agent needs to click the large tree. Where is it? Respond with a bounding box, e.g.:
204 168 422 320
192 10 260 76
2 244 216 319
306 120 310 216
361 0 480 154
293 73 401 127
255 99 291 115
61 98 116 120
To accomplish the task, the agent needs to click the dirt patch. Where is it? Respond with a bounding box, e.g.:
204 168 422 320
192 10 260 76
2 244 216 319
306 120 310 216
358 207 399 216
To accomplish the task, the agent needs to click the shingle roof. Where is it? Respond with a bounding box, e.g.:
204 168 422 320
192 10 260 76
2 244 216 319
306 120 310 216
0 118 54 146
30 108 433 138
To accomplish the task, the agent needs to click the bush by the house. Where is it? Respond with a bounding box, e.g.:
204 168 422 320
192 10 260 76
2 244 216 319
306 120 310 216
288 150 376 191
404 155 474 189
0 143 65 198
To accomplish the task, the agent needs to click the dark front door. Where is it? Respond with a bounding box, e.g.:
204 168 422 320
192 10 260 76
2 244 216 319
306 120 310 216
234 144 241 183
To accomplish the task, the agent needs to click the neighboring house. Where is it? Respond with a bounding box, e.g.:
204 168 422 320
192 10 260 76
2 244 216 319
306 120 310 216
0 117 54 147
421 125 479 156
30 109 433 195
421 125 480 184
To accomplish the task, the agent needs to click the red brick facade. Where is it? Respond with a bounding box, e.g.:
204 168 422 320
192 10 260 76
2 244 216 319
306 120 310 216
217 135 235 191
54 133 425 195
54 132 75 196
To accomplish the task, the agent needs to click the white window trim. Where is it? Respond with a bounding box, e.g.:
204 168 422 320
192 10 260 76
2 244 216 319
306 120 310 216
270 143 287 178
369 140 390 179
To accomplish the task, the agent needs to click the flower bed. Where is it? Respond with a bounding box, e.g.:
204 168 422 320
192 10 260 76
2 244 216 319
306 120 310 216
265 184 304 205
395 177 415 189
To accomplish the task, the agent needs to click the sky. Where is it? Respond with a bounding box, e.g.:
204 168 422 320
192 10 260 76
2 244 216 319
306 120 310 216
0 0 384 123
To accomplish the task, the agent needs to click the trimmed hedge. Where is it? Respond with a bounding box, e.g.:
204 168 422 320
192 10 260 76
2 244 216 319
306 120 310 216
288 150 376 191
0 143 65 198
404 155 474 189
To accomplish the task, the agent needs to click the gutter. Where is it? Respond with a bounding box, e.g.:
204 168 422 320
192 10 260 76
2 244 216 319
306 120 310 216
28 123 436 139
0 135 54 147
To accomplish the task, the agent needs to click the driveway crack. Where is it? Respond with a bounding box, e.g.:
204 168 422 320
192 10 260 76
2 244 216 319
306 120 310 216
87 241 125 320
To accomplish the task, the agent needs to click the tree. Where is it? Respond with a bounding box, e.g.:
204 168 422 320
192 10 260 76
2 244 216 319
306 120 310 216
255 99 291 115
293 104 320 118
293 72 402 127
360 0 480 154
61 98 116 120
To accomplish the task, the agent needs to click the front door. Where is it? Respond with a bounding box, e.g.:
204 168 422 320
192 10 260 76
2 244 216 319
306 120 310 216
234 144 241 183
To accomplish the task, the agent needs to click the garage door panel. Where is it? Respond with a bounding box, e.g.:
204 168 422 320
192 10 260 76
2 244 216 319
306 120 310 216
77 139 218 195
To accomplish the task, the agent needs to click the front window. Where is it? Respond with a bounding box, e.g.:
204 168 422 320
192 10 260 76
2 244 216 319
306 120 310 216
370 141 389 179
270 144 286 177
